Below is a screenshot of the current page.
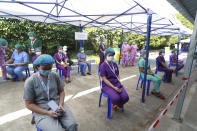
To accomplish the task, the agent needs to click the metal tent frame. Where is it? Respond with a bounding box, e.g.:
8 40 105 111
0 0 192 102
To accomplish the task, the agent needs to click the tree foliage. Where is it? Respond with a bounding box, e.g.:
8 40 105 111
0 13 193 58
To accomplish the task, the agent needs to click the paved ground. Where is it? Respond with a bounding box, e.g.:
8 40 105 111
0 52 192 131
152 71 197 131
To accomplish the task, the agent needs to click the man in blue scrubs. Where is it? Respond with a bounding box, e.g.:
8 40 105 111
77 48 91 76
5 44 29 81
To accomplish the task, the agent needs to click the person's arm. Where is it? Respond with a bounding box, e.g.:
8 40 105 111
149 67 154 75
58 88 65 108
56 60 62 65
25 100 58 118
160 61 168 68
171 57 176 63
64 58 68 64
78 58 84 62
101 76 121 93
15 62 28 66
140 66 153 75
5 58 14 64
55 73 66 112
100 48 104 53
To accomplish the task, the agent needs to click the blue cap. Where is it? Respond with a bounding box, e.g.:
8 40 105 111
57 46 63 50
104 48 115 57
33 54 55 67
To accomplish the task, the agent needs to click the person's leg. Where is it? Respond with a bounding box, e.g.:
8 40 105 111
177 63 184 71
57 65 67 77
6 66 16 78
0 58 7 79
147 74 162 93
119 87 129 107
125 53 128 66
86 62 91 73
1 65 7 79
65 65 71 78
13 66 25 80
79 62 86 74
132 54 136 65
60 104 78 131
159 67 173 82
103 87 122 108
36 115 64 131
122 53 125 66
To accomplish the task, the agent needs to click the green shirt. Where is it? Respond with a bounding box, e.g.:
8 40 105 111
27 39 42 49
138 58 150 74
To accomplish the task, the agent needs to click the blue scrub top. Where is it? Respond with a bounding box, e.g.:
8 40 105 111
77 53 86 61
11 50 29 67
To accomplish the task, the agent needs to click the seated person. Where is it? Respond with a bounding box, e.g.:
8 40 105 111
156 49 174 83
139 50 165 99
54 46 71 83
5 44 29 81
100 48 129 110
32 48 42 73
170 48 184 71
0 38 8 80
77 47 91 76
23 54 77 131
63 46 73 66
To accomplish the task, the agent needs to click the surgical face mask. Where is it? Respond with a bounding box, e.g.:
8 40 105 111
81 50 84 53
59 50 63 53
162 53 165 56
36 51 41 56
1 46 7 49
40 70 51 76
29 37 34 40
63 48 67 51
106 56 114 61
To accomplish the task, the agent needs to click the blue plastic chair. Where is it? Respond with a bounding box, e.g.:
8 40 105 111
25 67 30 77
36 125 42 131
77 64 84 76
98 68 124 119
56 68 63 78
168 55 176 67
155 59 167 83
136 64 151 96
32 112 42 131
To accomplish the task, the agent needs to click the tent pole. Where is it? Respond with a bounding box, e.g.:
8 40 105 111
174 12 197 120
176 29 181 76
141 10 152 103
119 30 124 65
80 24 83 48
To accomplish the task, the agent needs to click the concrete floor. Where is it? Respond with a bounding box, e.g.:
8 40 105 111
0 52 192 131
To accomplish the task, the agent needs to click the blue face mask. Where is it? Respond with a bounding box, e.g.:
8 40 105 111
40 70 51 76
59 50 63 53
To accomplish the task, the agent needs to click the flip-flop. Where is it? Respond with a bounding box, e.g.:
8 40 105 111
112 105 118 111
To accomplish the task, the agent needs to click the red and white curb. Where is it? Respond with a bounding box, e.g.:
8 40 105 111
147 79 189 131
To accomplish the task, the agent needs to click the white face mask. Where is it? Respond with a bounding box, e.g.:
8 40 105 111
107 56 114 61
63 48 67 51
29 37 34 40
81 50 84 53
36 51 41 56
162 53 165 56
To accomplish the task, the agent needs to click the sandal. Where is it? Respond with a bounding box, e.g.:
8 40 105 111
151 90 165 100
87 72 92 75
